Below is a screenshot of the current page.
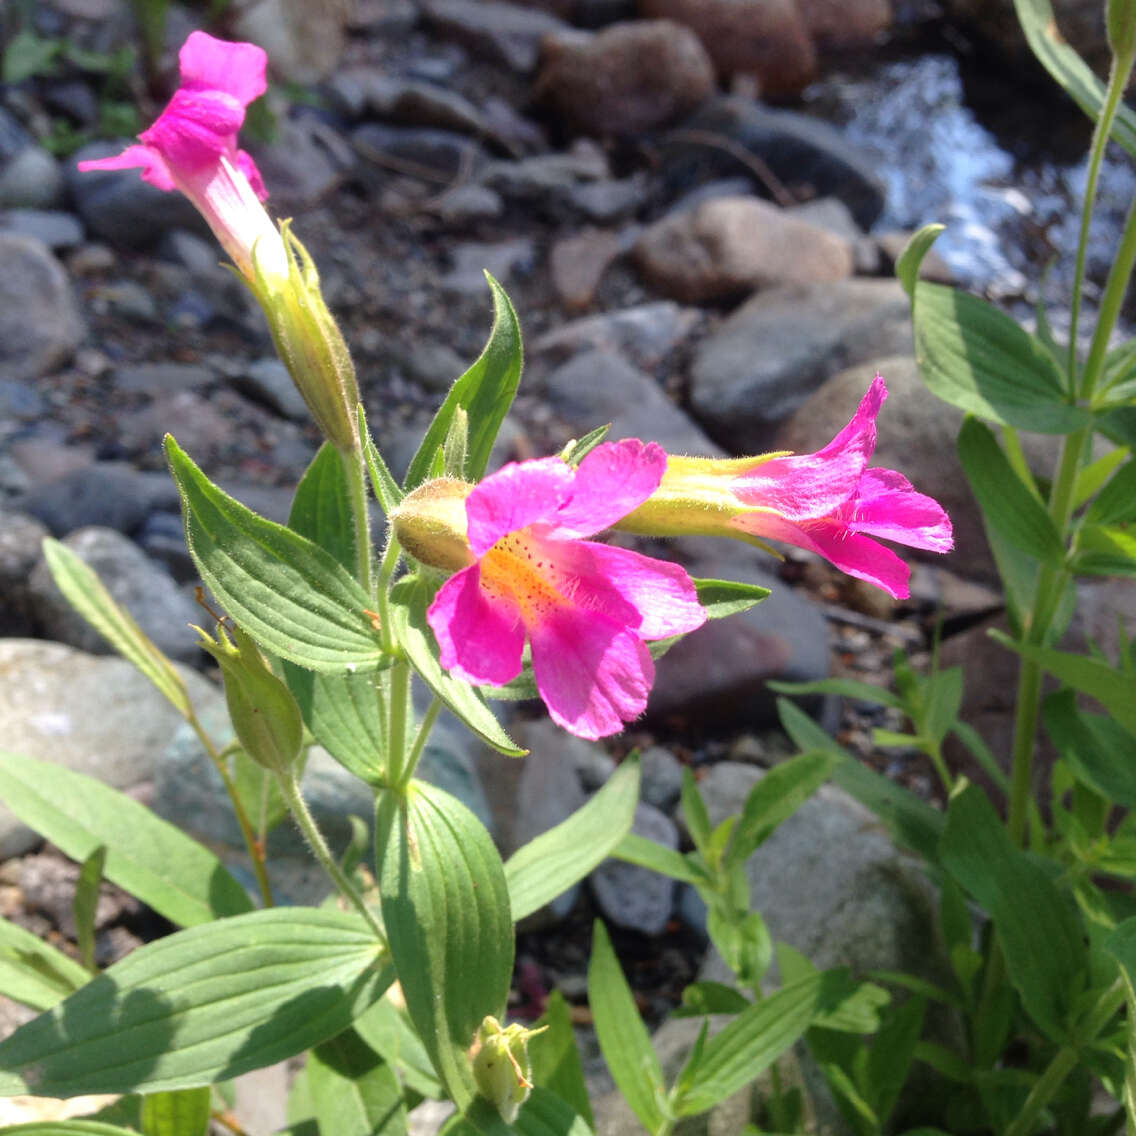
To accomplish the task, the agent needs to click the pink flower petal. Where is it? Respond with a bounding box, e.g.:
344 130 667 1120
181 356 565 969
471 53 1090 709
236 149 268 201
465 458 572 557
733 377 886 522
141 88 245 174
547 439 667 539
77 144 175 191
547 540 706 640
178 31 268 106
530 610 654 739
427 565 525 686
850 470 954 553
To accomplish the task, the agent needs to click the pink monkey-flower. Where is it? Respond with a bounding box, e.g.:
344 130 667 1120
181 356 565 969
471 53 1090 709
394 440 707 740
618 376 953 600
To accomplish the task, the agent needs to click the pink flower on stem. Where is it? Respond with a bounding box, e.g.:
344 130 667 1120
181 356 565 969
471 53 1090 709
424 440 707 740
78 31 285 280
619 376 953 600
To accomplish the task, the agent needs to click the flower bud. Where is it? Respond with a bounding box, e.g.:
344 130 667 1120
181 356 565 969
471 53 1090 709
470 1016 545 1124
247 222 360 454
390 478 476 573
195 622 304 775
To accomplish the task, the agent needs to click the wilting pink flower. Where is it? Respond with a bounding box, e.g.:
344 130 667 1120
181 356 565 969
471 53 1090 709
418 440 707 739
78 31 285 280
618 376 953 600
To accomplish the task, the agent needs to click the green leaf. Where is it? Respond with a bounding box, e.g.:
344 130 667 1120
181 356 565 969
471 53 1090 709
2 30 63 83
388 575 524 756
441 1088 593 1136
230 747 290 836
913 282 1087 433
864 996 925 1127
611 833 705 886
506 754 640 921
529 991 594 1127
353 995 444 1099
1073 523 1136 577
776 699 944 863
560 424 611 466
1078 449 1134 513
375 781 513 1107
1043 690 1136 807
681 768 712 858
588 920 667 1134
0 751 252 927
896 223 946 297
728 751 835 868
675 972 852 1116
957 417 1066 565
0 915 90 1011
166 436 385 673
42 537 192 718
140 1087 211 1136
309 1027 408 1136
405 274 522 490
359 406 405 517
289 442 356 573
0 909 391 1097
74 845 106 976
0 1125 139 1136
675 981 751 1017
768 676 905 710
922 666 964 747
1013 0 1136 158
1086 459 1136 526
940 784 1085 1041
991 631 1136 735
690 578 771 619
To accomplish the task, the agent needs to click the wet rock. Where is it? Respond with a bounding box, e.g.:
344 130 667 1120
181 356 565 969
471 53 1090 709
233 0 353 83
442 236 536 293
69 141 202 247
549 227 627 311
15 462 179 536
0 508 49 636
639 0 816 94
0 639 218 858
634 195 853 304
351 122 486 182
28 526 204 663
532 300 700 371
798 0 891 48
227 357 310 421
533 20 716 138
0 145 65 209
688 279 912 449
0 234 84 382
420 0 568 72
112 361 215 396
542 348 724 455
662 96 888 230
0 209 84 250
591 802 677 935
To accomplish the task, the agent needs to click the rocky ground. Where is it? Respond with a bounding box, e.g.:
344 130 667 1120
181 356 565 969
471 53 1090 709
2 0 1134 1130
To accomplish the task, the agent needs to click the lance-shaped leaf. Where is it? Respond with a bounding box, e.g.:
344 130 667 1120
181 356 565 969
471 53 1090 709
376 781 513 1107
529 993 593 1127
0 1125 140 1135
309 1027 408 1136
441 1088 594 1136
0 909 391 1097
896 223 946 298
166 436 385 673
505 754 640 921
0 751 252 927
140 1087 211 1136
405 274 523 490
0 915 90 1011
1043 690 1136 808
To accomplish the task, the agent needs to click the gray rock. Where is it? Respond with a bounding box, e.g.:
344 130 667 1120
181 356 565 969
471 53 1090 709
697 762 941 981
416 709 495 837
0 234 84 382
0 146 65 209
421 0 568 71
0 639 219 858
16 462 179 535
639 745 684 810
28 526 204 664
112 361 216 395
0 507 49 636
479 146 610 218
0 379 45 420
352 122 486 182
0 209 84 249
228 357 310 421
387 339 469 393
647 565 829 730
787 196 865 242
137 510 195 582
689 279 912 449
531 301 700 371
442 237 536 293
542 348 724 456
568 174 649 222
431 183 505 223
591 802 677 935
251 117 353 208
662 96 888 231
116 390 234 463
69 140 203 247
233 0 353 84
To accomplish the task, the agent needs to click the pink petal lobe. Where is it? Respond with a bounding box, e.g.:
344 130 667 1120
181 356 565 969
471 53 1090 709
530 611 654 739
851 470 954 553
77 144 175 190
465 458 573 557
427 566 525 686
236 149 268 200
548 439 667 538
178 31 268 106
549 540 706 640
142 88 244 173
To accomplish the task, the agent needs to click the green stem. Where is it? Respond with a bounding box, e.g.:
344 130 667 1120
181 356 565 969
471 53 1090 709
342 446 374 598
375 534 402 656
189 714 274 908
1067 49 1135 387
385 660 411 788
276 769 387 943
398 696 442 790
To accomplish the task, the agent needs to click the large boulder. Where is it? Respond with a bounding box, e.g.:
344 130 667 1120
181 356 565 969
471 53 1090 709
533 21 716 137
639 0 816 94
233 0 353 83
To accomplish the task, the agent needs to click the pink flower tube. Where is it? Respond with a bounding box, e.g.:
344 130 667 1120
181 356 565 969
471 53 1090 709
619 376 953 600
395 440 707 739
78 31 285 280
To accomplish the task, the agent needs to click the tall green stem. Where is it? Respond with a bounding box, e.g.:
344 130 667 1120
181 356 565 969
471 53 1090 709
1082 189 1136 402
342 446 374 598
385 660 411 788
398 697 442 790
276 768 386 943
